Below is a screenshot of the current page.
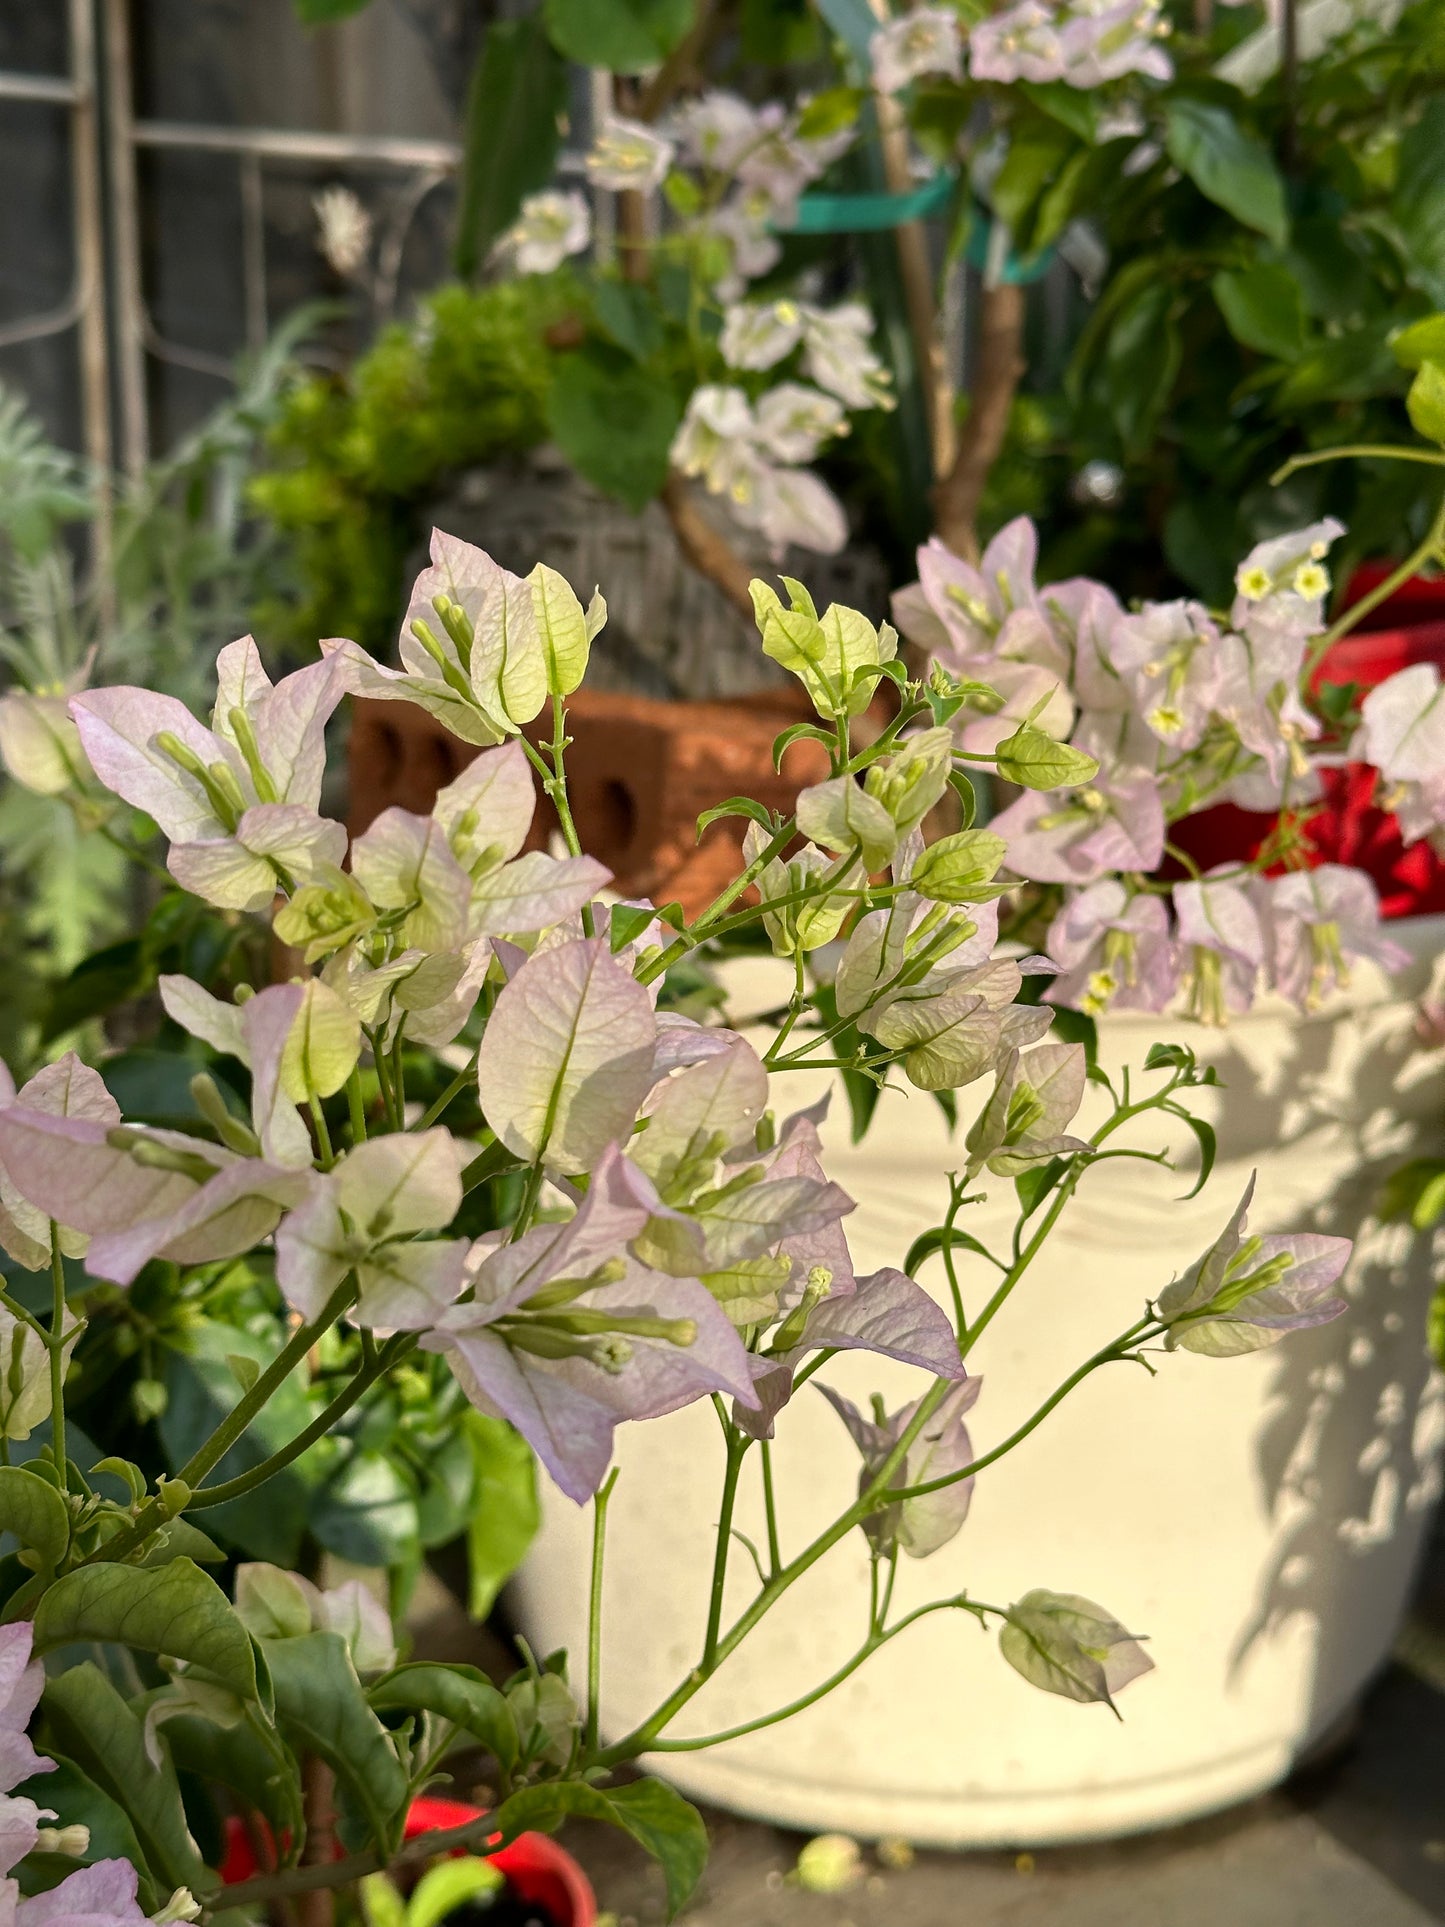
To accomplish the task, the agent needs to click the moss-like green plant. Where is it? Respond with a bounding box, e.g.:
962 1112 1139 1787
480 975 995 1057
250 278 577 654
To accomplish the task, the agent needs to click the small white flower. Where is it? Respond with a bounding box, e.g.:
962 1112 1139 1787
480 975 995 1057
801 302 894 410
871 8 965 93
313 185 372 278
585 116 675 193
720 298 806 371
755 382 849 463
502 189 591 275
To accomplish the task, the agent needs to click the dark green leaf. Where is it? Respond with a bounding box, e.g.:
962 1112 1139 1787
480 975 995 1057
546 348 681 514
1015 1158 1066 1219
12 1756 150 1903
1105 282 1181 455
493 1778 707 1921
1017 80 1097 141
1380 1157 1445 1229
34 1559 258 1700
991 121 1077 252
1394 99 1445 306
99 1048 213 1130
161 1317 325 1565
163 1710 302 1843
1212 263 1306 360
41 1665 209 1898
591 280 665 363
40 940 147 1044
369 1661 519 1778
1273 323 1406 408
543 0 693 70
455 19 568 279
903 1224 1000 1278
310 1450 419 1570
1173 1111 1216 1200
1144 1041 1196 1072
465 1413 539 1621
1164 99 1287 245
742 0 825 61
0 1467 69 1569
266 1631 409 1855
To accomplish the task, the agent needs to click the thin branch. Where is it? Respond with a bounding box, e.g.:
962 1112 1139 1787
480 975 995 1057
661 472 758 617
932 279 1027 562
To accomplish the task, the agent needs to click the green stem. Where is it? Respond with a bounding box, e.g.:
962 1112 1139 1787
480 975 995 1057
413 1056 478 1132
346 1069 369 1146
702 1423 749 1668
308 1094 335 1169
1271 444 1445 483
760 1441 781 1578
586 1468 619 1755
188 1335 415 1510
597 1376 953 1768
891 1320 1159 1502
48 1226 67 1491
0 1288 53 1346
84 1277 359 1565
645 1595 996 1753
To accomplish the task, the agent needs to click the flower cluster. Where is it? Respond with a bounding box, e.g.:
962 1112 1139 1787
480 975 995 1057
672 301 893 556
871 0 1171 92
893 516 1425 1020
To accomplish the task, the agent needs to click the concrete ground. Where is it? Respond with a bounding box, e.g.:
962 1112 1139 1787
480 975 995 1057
417 1535 1445 1926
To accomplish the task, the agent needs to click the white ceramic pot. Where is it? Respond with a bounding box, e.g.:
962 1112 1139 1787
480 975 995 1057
511 923 1445 1847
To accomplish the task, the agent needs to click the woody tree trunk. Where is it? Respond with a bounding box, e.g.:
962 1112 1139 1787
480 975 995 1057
931 279 1028 564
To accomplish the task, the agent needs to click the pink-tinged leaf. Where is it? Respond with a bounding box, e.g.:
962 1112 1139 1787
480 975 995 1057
806 1266 964 1377
70 687 232 841
352 807 472 952
250 654 346 807
476 938 658 1171
159 975 247 1062
0 1112 210 1238
87 1159 309 1285
15 1856 147 1927
239 983 313 1168
433 740 536 872
635 1037 770 1187
319 636 506 748
469 852 611 937
438 1328 618 1503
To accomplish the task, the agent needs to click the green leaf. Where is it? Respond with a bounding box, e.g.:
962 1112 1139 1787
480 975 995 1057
266 1631 409 1855
1379 1157 1445 1229
903 1224 1000 1278
12 1755 151 1903
465 1413 539 1622
993 725 1099 791
591 280 665 363
1164 99 1288 246
1144 1041 1196 1072
1014 1158 1066 1219
1394 99 1445 307
1393 313 1445 371
455 18 568 280
0 1467 69 1569
991 120 1077 253
811 0 877 59
368 1661 519 1779
161 1316 325 1565
310 1449 420 1571
163 1710 302 1842
772 721 836 770
1212 263 1306 361
1273 323 1405 408
1104 282 1181 455
134 1519 225 1568
696 796 774 837
1173 1111 1216 1201
41 1665 209 1898
493 1778 707 1921
1017 80 1097 141
611 903 659 953
40 939 147 1045
546 347 681 514
543 0 694 70
34 1559 259 1700
1409 361 1445 447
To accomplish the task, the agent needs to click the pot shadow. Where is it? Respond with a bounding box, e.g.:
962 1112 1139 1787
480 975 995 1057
1207 1006 1445 1733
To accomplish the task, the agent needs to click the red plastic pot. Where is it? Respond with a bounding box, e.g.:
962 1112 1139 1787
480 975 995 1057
1170 596 1445 917
219 1797 597 1927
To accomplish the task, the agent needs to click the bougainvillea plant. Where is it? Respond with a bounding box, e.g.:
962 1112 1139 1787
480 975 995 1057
0 531 1352 1921
888 354 1445 1019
